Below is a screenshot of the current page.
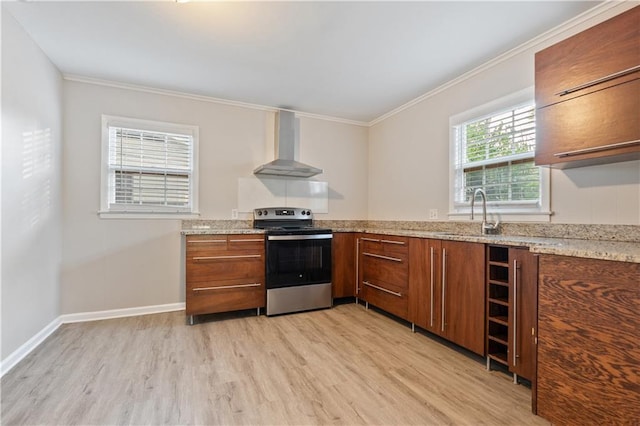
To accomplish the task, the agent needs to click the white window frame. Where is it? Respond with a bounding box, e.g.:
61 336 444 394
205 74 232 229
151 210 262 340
448 87 551 222
99 115 199 219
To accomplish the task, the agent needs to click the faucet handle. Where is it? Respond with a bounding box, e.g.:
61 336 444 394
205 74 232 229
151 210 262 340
483 220 500 235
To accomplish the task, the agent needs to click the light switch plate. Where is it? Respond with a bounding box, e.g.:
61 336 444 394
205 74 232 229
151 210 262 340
231 209 238 219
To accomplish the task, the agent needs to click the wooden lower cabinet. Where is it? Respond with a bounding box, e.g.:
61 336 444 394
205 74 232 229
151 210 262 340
409 238 442 334
510 248 537 382
185 234 265 318
441 241 485 356
409 238 485 355
537 255 640 424
358 234 409 320
332 232 357 298
486 246 537 383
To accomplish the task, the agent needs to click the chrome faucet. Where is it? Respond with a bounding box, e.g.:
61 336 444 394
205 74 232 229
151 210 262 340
470 188 500 235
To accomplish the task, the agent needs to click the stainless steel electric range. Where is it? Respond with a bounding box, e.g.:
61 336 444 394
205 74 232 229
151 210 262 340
253 207 332 316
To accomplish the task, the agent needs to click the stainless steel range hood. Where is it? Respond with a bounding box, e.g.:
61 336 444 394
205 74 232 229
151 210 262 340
253 110 323 178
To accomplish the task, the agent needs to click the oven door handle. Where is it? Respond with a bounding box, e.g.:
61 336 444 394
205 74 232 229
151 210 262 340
267 234 333 241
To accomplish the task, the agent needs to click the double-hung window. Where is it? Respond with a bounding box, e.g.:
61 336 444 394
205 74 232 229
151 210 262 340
100 115 199 218
450 88 550 220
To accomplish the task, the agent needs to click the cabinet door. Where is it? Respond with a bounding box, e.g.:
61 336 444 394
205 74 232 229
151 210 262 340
534 6 640 167
509 248 537 381
535 78 640 167
441 241 485 355
332 233 356 298
409 238 441 333
535 6 639 108
537 255 640 424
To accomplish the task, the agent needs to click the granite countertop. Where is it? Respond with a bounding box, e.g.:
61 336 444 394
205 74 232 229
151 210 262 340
331 228 640 264
180 221 640 263
182 228 264 235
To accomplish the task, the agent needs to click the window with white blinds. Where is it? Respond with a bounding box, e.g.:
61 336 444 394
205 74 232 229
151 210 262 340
100 116 198 216
449 89 549 219
454 102 539 206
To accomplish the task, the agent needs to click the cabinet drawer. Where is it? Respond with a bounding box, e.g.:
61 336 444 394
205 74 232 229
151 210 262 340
226 235 265 251
362 279 409 320
535 79 640 166
186 235 228 254
360 234 409 259
186 234 265 255
361 254 408 288
187 255 264 283
186 282 265 316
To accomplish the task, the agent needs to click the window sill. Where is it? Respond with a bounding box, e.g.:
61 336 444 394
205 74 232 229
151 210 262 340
98 211 201 220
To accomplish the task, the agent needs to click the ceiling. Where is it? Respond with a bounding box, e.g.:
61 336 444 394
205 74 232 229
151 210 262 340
5 1 600 123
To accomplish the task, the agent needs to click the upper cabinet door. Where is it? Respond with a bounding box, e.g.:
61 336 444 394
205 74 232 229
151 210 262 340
535 6 639 108
534 6 640 168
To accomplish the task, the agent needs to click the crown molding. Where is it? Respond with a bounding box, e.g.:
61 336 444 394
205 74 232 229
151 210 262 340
63 74 369 127
63 1 635 129
368 1 635 126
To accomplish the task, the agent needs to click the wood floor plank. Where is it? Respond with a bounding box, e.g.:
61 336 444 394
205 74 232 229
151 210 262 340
1 304 548 425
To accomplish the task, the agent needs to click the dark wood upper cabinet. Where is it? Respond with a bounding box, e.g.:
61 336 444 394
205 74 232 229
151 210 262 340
534 6 640 168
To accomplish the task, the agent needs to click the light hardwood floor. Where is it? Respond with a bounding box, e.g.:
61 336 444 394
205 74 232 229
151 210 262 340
1 303 548 425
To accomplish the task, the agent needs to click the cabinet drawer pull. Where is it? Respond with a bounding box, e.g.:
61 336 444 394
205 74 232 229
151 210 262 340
363 281 402 297
360 237 380 243
513 259 518 366
193 254 262 261
229 239 264 243
363 252 403 263
553 139 640 158
355 239 361 296
554 65 640 96
430 246 435 328
441 248 447 332
188 239 226 244
380 239 406 246
193 283 261 292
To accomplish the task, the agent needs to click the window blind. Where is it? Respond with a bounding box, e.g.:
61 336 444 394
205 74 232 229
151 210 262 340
107 126 193 212
454 103 539 206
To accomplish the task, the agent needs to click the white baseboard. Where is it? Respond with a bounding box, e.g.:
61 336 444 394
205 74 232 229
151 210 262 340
59 302 185 324
1 317 62 377
1 302 185 377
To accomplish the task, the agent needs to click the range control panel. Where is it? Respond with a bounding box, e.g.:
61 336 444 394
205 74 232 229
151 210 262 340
253 207 313 220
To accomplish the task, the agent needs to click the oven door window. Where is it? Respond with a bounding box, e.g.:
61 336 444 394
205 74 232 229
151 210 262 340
266 237 332 288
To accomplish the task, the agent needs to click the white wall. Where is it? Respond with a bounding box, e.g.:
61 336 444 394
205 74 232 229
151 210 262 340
1 10 63 359
61 81 368 314
368 2 640 225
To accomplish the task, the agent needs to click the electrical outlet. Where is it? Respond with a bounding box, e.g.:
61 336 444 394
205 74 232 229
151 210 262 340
429 209 438 220
231 209 238 219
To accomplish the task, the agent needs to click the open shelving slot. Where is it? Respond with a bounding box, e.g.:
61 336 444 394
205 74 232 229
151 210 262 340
486 245 511 371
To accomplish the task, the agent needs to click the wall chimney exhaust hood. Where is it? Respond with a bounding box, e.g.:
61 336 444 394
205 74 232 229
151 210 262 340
253 110 323 178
